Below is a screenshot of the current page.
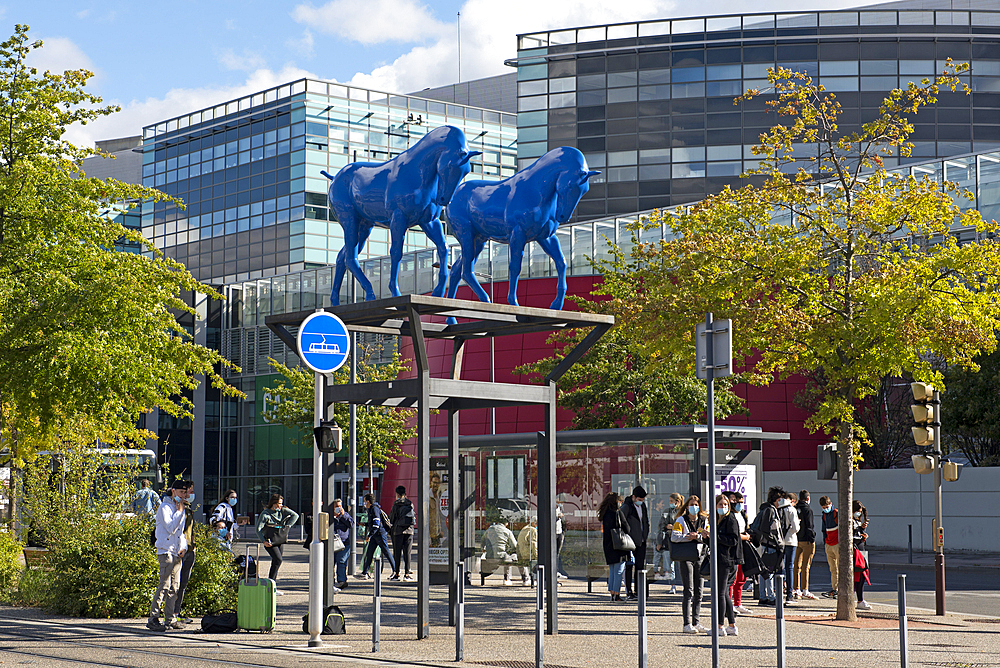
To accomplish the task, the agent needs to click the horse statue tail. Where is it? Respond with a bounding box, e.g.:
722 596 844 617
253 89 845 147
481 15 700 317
320 170 335 180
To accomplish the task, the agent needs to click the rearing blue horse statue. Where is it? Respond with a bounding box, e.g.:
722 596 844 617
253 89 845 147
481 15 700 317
445 146 599 310
322 126 481 305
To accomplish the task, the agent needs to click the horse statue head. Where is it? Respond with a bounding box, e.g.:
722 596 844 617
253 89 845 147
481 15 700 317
428 126 482 207
552 148 601 223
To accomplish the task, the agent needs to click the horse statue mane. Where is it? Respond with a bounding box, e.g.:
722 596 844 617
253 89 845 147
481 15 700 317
321 125 481 305
445 146 599 310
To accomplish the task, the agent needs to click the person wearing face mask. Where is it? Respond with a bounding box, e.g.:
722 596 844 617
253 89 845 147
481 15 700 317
256 494 299 593
727 492 753 615
654 493 683 593
778 492 800 605
169 481 197 625
212 520 234 555
331 498 355 589
621 485 650 601
211 489 245 546
793 489 817 600
147 480 189 632
714 494 747 637
671 495 709 633
819 496 839 599
598 492 629 602
852 500 871 610
753 486 786 606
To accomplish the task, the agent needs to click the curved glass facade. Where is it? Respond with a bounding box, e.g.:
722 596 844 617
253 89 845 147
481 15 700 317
511 7 1000 220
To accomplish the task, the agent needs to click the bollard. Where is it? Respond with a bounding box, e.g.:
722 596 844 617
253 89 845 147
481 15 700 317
373 558 381 653
536 564 544 668
898 574 909 668
638 570 648 668
775 574 786 668
908 525 913 565
456 562 465 662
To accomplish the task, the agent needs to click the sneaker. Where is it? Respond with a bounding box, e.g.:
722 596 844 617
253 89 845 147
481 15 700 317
336 581 348 589
793 590 801 599
167 619 186 630
734 605 753 615
522 577 530 586
822 590 837 599
726 625 739 637
759 599 775 607
503 579 513 586
333 586 342 594
177 616 194 624
669 585 677 595
857 600 872 610
694 623 710 632
625 593 638 601
388 573 400 581
146 618 166 632
275 590 286 596
354 573 369 580
557 572 568 580
801 591 818 600
403 573 414 581
683 624 698 634
784 598 794 606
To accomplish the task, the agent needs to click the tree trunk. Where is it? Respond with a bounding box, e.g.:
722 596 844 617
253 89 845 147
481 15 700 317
836 419 857 621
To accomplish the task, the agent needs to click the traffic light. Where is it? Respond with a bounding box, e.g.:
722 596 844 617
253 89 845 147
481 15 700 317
910 382 940 448
313 420 343 453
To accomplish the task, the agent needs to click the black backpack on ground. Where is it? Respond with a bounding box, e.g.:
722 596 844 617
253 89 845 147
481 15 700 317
201 610 239 633
302 605 346 635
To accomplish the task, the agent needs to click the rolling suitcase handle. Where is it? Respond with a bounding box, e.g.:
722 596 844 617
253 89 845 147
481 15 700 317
245 543 262 584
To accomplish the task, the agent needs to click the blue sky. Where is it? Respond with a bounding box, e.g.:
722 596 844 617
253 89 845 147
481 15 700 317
7 0 870 147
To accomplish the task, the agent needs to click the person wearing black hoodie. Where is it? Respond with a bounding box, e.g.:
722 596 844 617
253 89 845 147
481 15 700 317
793 490 817 599
621 485 650 601
388 486 415 581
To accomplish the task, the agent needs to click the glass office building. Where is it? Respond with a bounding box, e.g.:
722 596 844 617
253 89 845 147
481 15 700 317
140 79 517 285
511 3 1000 220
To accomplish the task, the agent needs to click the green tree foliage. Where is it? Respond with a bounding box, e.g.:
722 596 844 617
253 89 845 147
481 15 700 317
515 300 744 429
0 529 22 599
263 343 417 470
943 350 1000 466
0 25 240 460
596 62 1000 620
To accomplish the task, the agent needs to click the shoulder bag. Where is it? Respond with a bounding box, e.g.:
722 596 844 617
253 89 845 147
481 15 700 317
670 516 703 562
611 510 636 552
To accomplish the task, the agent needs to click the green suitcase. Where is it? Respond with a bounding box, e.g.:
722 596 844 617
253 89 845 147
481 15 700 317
238 545 276 632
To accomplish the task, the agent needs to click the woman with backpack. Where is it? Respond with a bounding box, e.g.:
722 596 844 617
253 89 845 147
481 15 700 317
671 495 709 633
714 494 747 636
598 492 629 602
728 492 753 615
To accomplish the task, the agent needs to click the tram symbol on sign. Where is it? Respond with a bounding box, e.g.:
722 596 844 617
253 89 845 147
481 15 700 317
307 337 342 355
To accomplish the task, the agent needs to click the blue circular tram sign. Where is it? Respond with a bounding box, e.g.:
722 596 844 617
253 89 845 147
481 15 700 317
297 311 351 374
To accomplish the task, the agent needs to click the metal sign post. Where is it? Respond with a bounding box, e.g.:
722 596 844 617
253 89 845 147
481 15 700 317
373 558 382 652
638 570 648 668
898 574 909 668
776 574 786 668
696 313 732 668
456 562 465 661
535 564 545 668
296 310 351 649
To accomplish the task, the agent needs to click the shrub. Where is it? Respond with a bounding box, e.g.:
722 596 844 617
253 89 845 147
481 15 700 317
178 523 238 615
0 530 23 599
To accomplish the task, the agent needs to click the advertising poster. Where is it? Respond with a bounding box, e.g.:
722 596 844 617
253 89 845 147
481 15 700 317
428 458 449 566
713 464 757 517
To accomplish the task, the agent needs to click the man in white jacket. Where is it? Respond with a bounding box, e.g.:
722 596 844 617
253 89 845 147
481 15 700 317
147 481 189 631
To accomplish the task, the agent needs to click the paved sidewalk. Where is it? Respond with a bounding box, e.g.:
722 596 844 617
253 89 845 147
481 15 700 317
4 544 998 668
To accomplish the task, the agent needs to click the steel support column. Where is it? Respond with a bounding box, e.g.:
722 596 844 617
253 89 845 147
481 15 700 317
448 408 460 626
538 380 558 634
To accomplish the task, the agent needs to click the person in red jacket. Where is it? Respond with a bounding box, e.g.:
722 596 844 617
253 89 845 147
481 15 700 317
819 495 839 599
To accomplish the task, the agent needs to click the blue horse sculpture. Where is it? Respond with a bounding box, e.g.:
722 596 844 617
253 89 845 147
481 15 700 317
322 126 481 305
445 146 599 310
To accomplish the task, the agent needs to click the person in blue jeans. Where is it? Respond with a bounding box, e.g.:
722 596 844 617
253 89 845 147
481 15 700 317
598 492 629 602
331 498 355 587
778 492 800 605
357 493 396 578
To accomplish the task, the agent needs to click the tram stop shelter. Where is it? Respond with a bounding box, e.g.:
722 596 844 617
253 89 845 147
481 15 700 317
266 294 615 639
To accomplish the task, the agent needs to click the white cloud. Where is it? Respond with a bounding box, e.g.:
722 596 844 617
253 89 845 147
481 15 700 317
342 0 874 95
26 36 96 76
76 8 91 19
64 65 318 148
217 48 267 72
286 29 315 58
292 0 448 45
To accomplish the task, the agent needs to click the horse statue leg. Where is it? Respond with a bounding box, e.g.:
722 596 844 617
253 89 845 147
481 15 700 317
386 211 409 298
506 228 528 307
341 216 377 302
536 234 567 310
462 238 491 303
331 246 348 305
420 216 450 298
